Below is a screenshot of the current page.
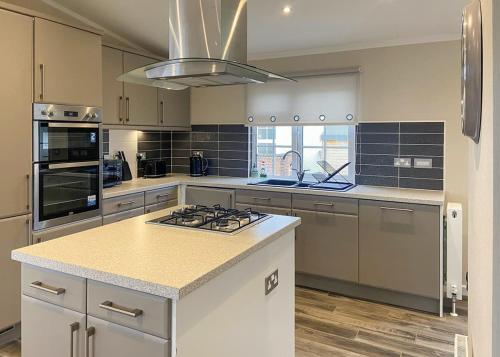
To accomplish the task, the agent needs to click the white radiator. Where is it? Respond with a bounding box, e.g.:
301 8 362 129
447 203 463 300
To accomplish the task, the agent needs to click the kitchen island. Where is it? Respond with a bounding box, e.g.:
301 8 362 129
12 206 300 357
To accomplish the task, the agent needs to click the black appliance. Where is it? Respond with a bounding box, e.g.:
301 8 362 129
33 103 102 231
147 205 269 235
143 159 168 178
190 152 208 177
103 159 123 188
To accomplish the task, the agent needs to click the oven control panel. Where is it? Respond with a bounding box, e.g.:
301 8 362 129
34 103 102 123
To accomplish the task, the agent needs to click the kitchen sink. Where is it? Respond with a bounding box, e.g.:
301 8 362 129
248 179 355 192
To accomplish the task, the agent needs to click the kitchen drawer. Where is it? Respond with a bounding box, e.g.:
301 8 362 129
235 189 291 208
292 194 358 215
103 207 145 225
235 203 291 216
103 193 145 215
32 216 102 244
359 200 440 298
145 200 178 214
22 264 86 313
145 186 178 206
87 280 172 339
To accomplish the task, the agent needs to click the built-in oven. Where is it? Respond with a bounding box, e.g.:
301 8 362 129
33 103 102 230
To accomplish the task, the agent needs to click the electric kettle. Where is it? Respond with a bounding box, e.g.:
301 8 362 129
190 151 208 177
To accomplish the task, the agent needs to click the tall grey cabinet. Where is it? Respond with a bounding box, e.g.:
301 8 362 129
0 8 32 332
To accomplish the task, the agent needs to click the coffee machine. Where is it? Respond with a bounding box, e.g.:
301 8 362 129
190 151 208 177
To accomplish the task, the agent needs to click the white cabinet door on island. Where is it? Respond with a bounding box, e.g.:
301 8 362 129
12 210 300 357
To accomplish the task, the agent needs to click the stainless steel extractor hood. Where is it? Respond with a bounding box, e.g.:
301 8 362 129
119 0 292 90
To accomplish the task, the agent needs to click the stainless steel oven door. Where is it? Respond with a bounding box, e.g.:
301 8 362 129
33 122 100 163
33 161 102 230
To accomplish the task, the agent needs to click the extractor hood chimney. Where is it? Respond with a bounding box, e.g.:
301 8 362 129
119 0 292 90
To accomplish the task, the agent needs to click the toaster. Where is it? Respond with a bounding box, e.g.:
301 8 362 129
143 159 168 178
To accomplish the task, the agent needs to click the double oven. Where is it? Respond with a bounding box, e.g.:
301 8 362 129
33 104 102 230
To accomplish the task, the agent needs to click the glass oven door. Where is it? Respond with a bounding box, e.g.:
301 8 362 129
34 161 101 230
34 122 100 163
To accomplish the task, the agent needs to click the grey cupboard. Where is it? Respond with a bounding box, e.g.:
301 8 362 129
158 88 191 128
0 9 32 219
235 203 291 216
34 18 102 107
358 200 440 299
21 295 86 357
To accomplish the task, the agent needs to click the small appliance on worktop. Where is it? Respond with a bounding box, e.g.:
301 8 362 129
103 159 123 188
33 103 102 230
147 204 269 234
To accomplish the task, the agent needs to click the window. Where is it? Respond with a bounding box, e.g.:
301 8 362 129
252 125 356 182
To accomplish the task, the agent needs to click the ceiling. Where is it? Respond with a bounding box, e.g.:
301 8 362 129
44 0 468 59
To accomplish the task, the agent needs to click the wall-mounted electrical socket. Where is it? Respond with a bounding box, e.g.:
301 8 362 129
393 158 412 167
414 158 433 168
137 152 146 160
265 269 279 295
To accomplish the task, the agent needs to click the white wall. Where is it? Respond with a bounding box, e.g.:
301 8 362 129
468 0 500 356
192 41 469 281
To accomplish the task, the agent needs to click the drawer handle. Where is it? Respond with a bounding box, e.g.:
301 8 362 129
156 194 170 199
99 301 143 317
69 322 79 357
118 201 136 207
380 206 414 213
251 197 271 201
313 202 335 208
30 281 66 295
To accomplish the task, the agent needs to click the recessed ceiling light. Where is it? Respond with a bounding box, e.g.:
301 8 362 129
282 5 292 15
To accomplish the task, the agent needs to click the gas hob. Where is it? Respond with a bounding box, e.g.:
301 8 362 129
146 205 270 234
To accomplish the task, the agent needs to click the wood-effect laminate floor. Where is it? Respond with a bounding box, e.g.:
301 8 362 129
0 287 467 357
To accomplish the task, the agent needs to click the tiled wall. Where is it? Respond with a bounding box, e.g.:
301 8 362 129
103 129 110 156
356 122 444 190
171 125 249 177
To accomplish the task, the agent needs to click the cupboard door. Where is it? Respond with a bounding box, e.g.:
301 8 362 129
34 18 102 106
22 295 86 357
123 53 158 126
235 203 291 216
0 215 30 330
102 46 124 125
158 88 190 127
87 316 170 357
358 200 440 298
294 209 358 283
0 9 32 218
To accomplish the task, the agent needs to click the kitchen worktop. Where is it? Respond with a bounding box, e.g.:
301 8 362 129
104 175 445 206
12 207 300 300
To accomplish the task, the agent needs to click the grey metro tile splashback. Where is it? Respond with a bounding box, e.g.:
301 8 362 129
355 122 444 190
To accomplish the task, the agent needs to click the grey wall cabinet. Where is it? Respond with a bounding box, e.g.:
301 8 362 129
294 209 358 283
0 9 32 219
358 200 440 298
158 88 191 128
87 316 170 357
34 18 102 107
21 295 86 357
102 46 124 125
0 215 30 330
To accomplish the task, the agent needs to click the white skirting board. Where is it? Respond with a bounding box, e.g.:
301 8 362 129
455 334 470 357
173 231 295 357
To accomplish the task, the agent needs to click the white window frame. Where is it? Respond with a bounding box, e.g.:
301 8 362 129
251 126 356 183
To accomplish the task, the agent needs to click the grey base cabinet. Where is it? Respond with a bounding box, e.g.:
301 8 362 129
87 316 170 357
358 200 440 299
235 203 291 216
21 295 86 357
294 209 358 283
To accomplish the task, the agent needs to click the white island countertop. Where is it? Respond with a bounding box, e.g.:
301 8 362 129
103 175 445 206
12 207 300 300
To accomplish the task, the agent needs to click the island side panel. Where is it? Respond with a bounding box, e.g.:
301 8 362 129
173 230 295 357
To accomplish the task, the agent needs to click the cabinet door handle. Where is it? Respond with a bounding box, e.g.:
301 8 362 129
118 200 135 207
119 96 123 122
313 202 335 208
380 206 414 213
26 218 31 245
99 300 143 317
160 101 164 124
29 281 66 295
125 97 130 122
251 197 271 202
39 64 45 100
85 327 95 357
157 193 169 199
26 174 30 211
69 322 79 357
